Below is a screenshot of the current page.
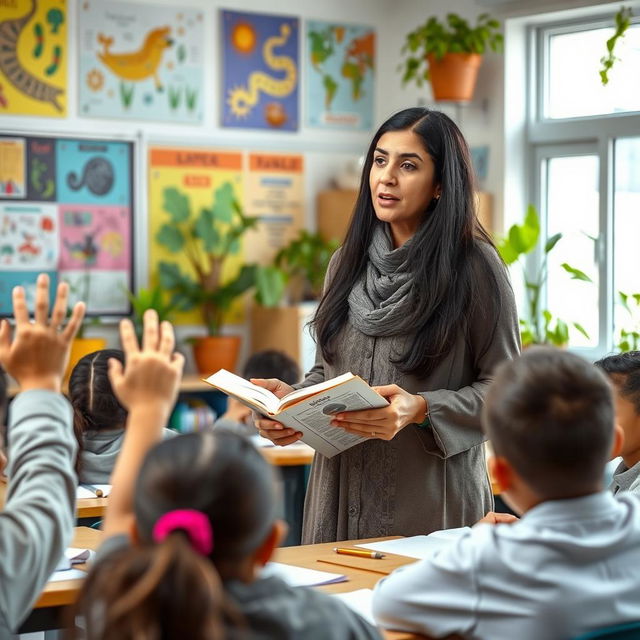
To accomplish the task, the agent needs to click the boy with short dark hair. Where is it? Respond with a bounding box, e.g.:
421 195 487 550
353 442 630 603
373 347 640 640
595 351 640 496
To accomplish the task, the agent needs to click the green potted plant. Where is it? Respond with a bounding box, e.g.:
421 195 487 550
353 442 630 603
155 182 285 374
275 230 339 303
399 12 503 102
496 205 592 347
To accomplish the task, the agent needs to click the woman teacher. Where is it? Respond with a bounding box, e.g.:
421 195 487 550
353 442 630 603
255 108 520 544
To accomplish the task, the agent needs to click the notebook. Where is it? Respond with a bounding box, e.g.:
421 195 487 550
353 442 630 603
263 562 348 587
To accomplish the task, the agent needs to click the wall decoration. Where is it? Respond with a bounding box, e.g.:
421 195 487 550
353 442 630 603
0 134 134 316
243 152 304 264
79 1 204 123
0 0 67 116
306 21 375 130
0 138 26 198
221 9 299 131
148 146 244 324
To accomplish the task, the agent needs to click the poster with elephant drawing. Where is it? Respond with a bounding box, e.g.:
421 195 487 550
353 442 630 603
221 10 299 131
0 0 67 117
0 134 134 317
78 1 204 123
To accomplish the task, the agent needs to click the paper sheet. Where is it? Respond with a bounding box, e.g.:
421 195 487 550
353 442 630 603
76 484 112 499
356 528 470 560
47 568 87 583
333 589 376 626
263 562 347 587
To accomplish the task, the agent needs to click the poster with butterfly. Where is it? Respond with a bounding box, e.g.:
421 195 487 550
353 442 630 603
0 134 134 316
0 0 67 116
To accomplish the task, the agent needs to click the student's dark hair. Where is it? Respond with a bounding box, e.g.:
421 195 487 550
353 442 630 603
68 349 127 475
312 107 500 377
484 347 614 498
594 351 640 414
243 349 301 386
73 430 279 639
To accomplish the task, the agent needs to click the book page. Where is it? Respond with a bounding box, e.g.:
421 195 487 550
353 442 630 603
204 369 280 415
262 562 347 587
277 371 356 410
276 377 388 458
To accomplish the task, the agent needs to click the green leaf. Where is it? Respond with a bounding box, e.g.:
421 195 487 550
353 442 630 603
572 322 590 340
560 263 592 282
255 266 286 307
194 208 220 253
212 182 236 223
156 224 185 252
544 232 562 254
163 187 190 223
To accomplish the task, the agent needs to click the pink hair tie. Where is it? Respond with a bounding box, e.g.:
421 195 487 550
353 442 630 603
152 509 214 556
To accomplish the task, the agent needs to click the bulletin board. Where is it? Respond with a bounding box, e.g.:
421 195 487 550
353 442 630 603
0 134 134 316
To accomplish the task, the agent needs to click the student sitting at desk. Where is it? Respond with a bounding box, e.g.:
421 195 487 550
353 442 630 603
372 347 640 640
69 348 175 484
595 352 640 497
74 311 380 640
0 274 84 636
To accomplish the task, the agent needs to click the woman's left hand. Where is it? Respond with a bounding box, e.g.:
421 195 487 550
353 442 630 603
330 384 427 441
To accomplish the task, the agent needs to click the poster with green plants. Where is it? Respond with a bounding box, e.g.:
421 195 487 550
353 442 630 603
78 1 204 123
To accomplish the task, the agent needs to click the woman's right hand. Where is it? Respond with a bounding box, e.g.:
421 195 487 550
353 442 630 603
250 378 303 446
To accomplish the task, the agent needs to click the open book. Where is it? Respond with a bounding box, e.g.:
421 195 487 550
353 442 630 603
204 369 388 458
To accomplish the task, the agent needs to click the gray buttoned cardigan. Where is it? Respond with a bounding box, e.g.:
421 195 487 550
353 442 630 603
297 243 521 544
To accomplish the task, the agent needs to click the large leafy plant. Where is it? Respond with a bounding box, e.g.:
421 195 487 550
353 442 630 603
399 13 503 87
156 183 285 336
275 231 339 302
496 205 591 347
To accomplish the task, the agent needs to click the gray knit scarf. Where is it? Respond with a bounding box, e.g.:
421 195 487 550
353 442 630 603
348 224 415 336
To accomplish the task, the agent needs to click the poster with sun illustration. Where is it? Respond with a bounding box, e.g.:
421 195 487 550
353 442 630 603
221 10 299 131
78 1 204 123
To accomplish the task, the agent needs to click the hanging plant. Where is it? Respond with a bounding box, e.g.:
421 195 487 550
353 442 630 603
599 6 632 85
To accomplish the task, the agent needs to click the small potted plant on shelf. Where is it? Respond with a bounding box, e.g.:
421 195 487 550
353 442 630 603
155 182 285 374
496 204 592 347
399 12 503 102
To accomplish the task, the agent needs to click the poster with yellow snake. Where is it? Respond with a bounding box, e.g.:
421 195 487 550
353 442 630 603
0 0 67 116
221 10 299 131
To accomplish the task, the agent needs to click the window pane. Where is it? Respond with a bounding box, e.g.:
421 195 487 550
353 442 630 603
546 155 599 347
613 137 640 350
547 24 640 119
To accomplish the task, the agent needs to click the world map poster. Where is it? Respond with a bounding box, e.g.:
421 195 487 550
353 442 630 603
221 9 299 131
78 1 204 123
0 134 133 316
306 21 375 131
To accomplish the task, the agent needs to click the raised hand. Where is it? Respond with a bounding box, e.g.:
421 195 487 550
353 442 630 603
108 309 184 420
0 273 85 392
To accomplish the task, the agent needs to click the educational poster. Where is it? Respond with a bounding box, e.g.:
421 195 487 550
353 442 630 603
221 10 299 131
0 0 67 117
0 134 134 316
306 21 375 130
244 153 304 264
148 146 245 325
78 1 204 123
0 138 26 198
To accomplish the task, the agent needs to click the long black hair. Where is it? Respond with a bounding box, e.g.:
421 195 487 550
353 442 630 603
312 107 499 377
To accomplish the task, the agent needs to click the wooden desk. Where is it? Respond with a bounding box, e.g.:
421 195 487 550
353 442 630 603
0 480 109 520
260 442 315 467
275 536 422 640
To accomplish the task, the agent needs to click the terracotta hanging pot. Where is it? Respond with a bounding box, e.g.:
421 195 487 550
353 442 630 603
426 52 483 102
192 335 241 375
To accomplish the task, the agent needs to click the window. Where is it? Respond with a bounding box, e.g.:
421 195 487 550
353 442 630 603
527 11 640 357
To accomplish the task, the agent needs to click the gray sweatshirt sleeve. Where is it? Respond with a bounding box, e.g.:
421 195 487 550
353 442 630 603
0 390 77 631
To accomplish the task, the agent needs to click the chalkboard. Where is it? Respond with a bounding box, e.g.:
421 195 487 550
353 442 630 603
0 134 134 316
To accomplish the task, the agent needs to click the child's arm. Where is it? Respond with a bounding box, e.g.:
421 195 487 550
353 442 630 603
0 274 85 630
102 310 184 539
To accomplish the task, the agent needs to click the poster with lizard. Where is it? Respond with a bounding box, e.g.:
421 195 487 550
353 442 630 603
0 0 67 116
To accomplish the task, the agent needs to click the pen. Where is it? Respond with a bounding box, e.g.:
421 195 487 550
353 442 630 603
82 484 104 498
333 547 385 559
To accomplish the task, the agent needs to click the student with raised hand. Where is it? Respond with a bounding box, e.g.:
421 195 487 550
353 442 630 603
74 313 381 640
372 347 640 640
69 348 176 484
0 273 85 636
595 351 640 496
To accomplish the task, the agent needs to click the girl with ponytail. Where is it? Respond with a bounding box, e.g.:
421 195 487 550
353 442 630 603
73 311 380 640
